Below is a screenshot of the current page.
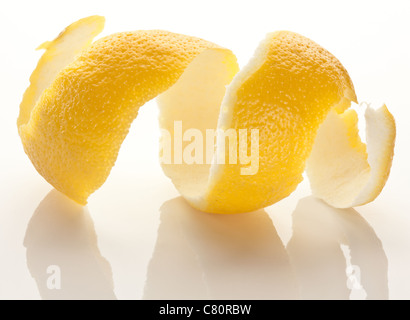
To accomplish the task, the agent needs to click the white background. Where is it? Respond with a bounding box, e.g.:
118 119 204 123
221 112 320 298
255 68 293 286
0 0 409 299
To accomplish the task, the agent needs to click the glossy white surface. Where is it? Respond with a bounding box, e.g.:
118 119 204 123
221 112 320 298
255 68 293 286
0 0 409 300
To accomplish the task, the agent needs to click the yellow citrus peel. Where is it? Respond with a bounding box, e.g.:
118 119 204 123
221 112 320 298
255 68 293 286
18 16 396 213
306 105 395 208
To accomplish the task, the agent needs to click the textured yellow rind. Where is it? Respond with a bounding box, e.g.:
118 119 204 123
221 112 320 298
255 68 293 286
200 31 357 213
18 15 105 128
19 21 237 204
18 17 395 213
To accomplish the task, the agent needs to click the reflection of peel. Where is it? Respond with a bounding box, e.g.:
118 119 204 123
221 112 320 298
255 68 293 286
23 191 388 299
24 190 116 300
287 196 388 300
144 196 388 300
143 197 297 299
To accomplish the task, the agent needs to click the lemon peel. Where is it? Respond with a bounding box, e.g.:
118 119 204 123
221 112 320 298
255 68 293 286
18 17 238 205
18 15 106 128
18 16 396 213
306 105 396 208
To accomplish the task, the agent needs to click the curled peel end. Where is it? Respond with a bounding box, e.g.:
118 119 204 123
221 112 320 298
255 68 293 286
18 15 105 129
350 104 396 206
307 103 396 208
18 16 106 205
